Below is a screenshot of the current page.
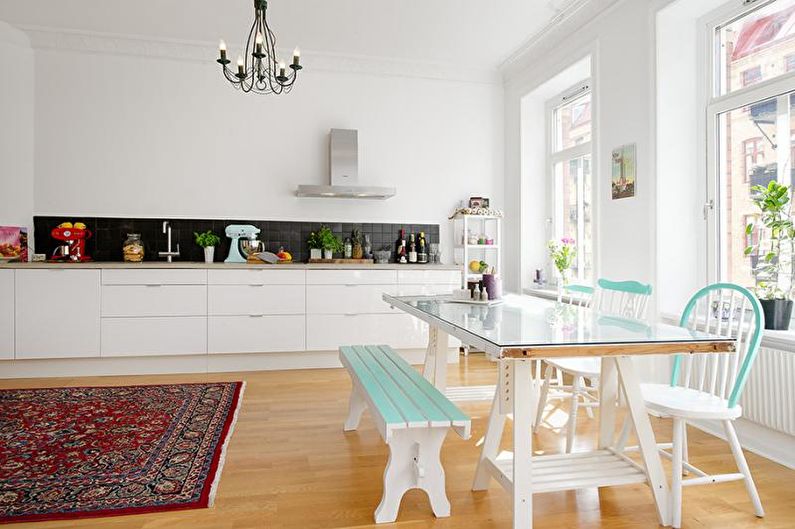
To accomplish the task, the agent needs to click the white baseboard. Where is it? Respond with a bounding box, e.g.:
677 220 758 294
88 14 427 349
0 348 460 379
689 417 795 470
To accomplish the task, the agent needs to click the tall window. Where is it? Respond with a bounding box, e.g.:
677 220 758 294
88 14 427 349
548 82 593 283
709 0 795 288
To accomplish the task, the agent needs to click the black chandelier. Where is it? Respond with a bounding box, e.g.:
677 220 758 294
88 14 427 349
217 0 302 95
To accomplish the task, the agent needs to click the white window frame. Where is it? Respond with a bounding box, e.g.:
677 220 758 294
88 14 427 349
546 79 593 283
704 0 795 282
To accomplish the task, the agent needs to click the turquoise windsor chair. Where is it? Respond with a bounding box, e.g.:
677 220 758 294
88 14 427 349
616 283 765 528
534 279 653 453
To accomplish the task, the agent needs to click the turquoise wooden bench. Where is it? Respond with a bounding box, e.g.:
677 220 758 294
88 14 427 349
339 344 471 524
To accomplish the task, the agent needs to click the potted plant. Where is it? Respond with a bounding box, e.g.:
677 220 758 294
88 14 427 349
307 231 323 260
547 237 577 301
745 180 795 330
316 225 343 260
194 230 221 263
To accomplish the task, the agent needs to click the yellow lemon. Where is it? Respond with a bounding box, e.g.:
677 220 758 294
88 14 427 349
469 260 481 273
58 222 73 229
74 222 87 230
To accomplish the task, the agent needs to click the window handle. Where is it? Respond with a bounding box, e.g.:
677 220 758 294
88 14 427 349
703 199 714 220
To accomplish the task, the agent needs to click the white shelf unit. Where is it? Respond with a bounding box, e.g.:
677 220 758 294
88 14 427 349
451 213 502 288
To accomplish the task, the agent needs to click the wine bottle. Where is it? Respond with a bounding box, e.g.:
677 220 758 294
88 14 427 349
408 233 418 263
418 231 428 264
395 229 405 263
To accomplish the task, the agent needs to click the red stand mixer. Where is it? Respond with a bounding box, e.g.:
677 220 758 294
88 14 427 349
51 225 93 262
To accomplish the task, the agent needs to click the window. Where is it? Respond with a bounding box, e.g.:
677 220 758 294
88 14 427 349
548 82 593 283
742 137 766 182
709 0 795 289
742 66 763 86
786 54 795 71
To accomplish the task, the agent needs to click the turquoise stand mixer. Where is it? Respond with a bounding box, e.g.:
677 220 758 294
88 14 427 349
224 224 261 263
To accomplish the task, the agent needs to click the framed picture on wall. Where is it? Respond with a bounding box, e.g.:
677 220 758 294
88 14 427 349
469 197 490 208
611 144 636 200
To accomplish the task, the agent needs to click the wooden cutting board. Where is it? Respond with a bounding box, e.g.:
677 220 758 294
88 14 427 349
307 258 374 264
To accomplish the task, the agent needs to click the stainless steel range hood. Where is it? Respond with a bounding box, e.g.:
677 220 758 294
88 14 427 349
296 129 396 200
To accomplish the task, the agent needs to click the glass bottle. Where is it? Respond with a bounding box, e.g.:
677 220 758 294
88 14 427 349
344 237 353 259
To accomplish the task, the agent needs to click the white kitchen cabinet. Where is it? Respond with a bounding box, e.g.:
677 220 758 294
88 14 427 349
208 269 305 285
306 312 428 351
102 285 207 317
15 269 101 359
208 285 304 316
397 270 461 285
102 269 207 285
306 284 397 315
208 315 305 353
102 317 206 357
0 270 14 359
306 269 397 285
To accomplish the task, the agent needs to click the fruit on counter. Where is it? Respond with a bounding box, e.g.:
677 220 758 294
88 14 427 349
0 243 21 257
469 260 489 273
74 222 87 230
58 222 73 229
276 247 293 262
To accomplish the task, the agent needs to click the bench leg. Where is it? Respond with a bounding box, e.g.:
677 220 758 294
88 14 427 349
344 386 367 432
375 428 450 523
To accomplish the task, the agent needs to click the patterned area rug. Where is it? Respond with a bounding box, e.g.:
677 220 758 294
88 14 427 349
0 381 244 524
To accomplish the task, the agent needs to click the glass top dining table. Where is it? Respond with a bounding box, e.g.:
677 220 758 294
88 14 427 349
383 293 735 359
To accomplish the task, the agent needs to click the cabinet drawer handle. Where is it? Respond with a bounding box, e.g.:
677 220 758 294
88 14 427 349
249 314 265 318
344 313 359 317
145 284 163 287
248 284 265 287
344 284 358 287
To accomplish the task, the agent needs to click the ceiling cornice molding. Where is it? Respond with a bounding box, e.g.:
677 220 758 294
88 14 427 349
498 0 620 79
20 25 500 86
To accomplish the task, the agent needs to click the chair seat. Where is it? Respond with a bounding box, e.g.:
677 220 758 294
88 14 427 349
640 383 742 420
546 357 601 378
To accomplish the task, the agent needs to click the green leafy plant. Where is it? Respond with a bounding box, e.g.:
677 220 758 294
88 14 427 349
745 180 795 300
547 237 577 283
194 230 221 248
310 225 343 253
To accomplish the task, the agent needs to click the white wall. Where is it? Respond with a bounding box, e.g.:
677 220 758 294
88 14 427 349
24 31 504 256
504 0 657 296
0 21 34 236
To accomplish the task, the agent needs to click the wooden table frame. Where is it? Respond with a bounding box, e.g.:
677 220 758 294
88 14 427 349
384 294 735 529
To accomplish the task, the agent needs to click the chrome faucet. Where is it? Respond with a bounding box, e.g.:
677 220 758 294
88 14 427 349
158 221 180 262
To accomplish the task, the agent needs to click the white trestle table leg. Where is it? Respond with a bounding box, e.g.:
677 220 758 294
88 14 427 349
598 357 618 448
375 427 451 523
615 357 671 526
512 359 533 529
422 325 450 391
472 360 510 491
343 386 367 431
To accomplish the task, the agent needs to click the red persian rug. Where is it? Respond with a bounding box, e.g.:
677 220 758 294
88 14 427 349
0 381 244 524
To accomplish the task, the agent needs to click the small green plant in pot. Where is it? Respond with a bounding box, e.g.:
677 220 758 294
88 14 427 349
310 225 343 260
745 180 795 329
195 230 221 263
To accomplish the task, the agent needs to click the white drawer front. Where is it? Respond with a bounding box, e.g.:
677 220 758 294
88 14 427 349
306 284 396 315
15 269 101 359
102 269 207 285
208 315 305 353
393 284 456 297
0 270 14 359
102 285 207 317
306 313 429 351
208 285 304 316
207 269 305 285
306 269 397 285
397 270 461 285
101 317 207 356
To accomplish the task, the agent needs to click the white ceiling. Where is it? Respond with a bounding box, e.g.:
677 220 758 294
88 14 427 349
0 0 570 70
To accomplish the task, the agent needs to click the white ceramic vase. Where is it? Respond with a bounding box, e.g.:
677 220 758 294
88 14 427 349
204 246 215 263
310 248 322 260
323 249 333 260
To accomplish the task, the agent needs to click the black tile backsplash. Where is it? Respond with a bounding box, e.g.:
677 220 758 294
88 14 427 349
34 216 440 263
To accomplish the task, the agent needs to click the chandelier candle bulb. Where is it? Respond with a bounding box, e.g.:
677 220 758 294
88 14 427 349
219 40 227 62
292 48 300 67
279 61 286 77
255 32 263 56
237 56 245 77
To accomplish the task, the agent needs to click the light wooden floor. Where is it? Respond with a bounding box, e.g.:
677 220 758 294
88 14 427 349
3 355 794 529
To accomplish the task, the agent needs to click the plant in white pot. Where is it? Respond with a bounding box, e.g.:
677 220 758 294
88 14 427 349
745 180 795 330
316 225 342 260
307 230 323 260
195 230 221 263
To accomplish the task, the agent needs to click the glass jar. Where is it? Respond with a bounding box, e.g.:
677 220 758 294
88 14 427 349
123 233 145 262
343 237 353 259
